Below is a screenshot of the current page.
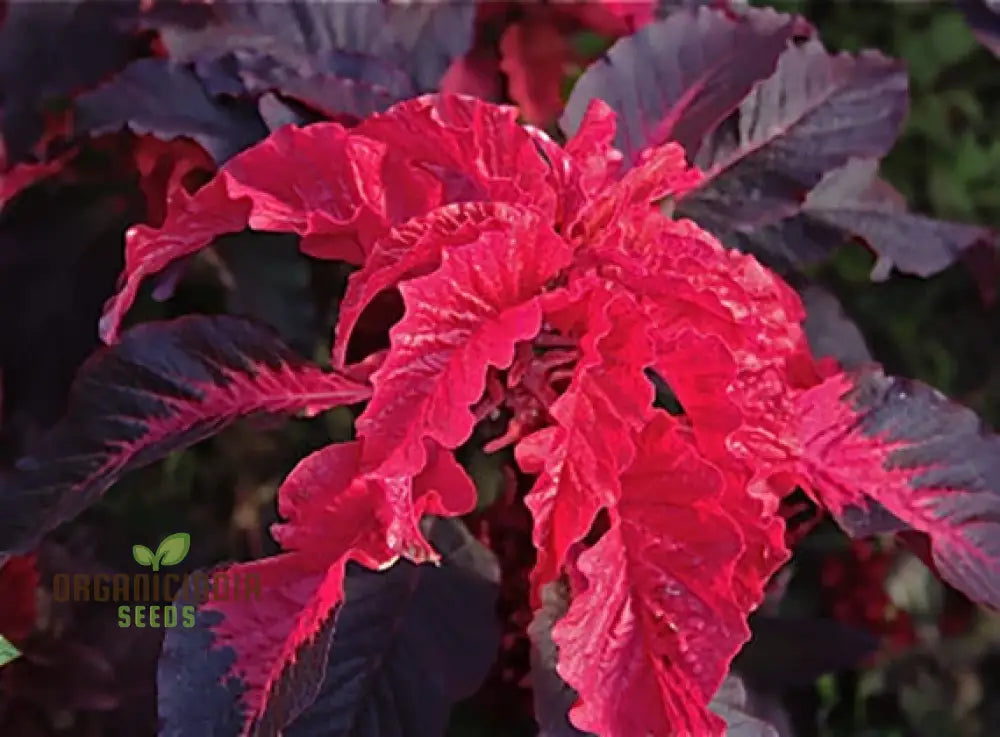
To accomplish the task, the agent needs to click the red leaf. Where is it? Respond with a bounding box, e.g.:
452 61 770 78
333 201 529 368
102 94 562 344
563 0 654 36
0 151 74 213
569 141 703 242
563 99 624 199
517 285 655 603
131 135 215 228
100 122 390 343
346 216 569 559
796 367 1000 610
552 414 758 737
0 316 370 555
353 94 560 222
586 212 817 466
273 440 476 565
440 47 503 103
355 211 573 482
160 440 477 736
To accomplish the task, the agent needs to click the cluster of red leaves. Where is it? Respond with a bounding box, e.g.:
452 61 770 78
97 92 839 735
1 62 997 731
1 3 999 736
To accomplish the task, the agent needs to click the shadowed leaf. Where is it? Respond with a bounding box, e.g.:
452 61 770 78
144 0 475 121
74 58 268 164
0 0 139 160
159 518 498 737
800 284 872 369
0 315 370 555
734 615 879 689
284 518 500 737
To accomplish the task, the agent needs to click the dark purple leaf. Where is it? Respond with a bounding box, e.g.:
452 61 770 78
957 0 1000 58
74 58 267 164
255 93 316 132
684 159 996 289
797 367 1000 610
833 498 908 538
0 315 370 556
708 676 779 737
0 0 140 161
158 562 336 737
799 284 872 369
0 185 136 463
284 518 500 737
561 6 804 167
243 68 407 123
145 1 475 120
528 582 594 737
678 39 908 228
159 518 499 737
799 158 996 280
676 200 847 273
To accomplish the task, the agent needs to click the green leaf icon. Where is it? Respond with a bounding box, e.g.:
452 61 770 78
133 544 155 567
0 635 21 668
154 532 190 570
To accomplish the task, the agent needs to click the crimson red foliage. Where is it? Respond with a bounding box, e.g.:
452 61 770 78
66 84 996 735
1 4 999 736
92 92 826 735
